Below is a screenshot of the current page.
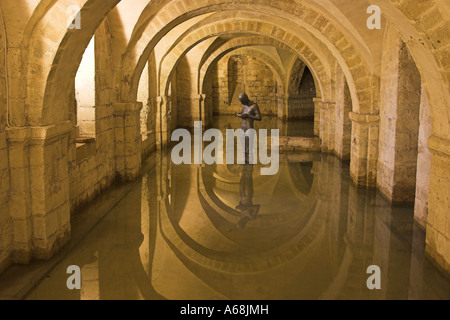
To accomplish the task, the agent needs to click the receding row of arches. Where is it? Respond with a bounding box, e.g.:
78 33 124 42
0 0 449 278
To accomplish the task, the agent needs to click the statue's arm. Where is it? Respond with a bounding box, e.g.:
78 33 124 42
249 104 262 121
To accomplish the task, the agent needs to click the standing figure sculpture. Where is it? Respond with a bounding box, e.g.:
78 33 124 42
237 93 262 164
234 93 262 229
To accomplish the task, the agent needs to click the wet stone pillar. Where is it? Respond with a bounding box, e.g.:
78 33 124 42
197 94 208 130
426 135 450 275
320 102 336 153
6 121 73 263
313 98 321 137
156 96 171 150
277 93 289 121
349 112 380 188
114 102 143 180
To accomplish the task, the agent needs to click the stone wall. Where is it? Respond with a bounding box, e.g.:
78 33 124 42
0 129 10 274
288 67 316 119
176 55 200 128
142 52 157 158
69 105 117 212
378 34 422 203
5 122 73 267
0 0 449 277
334 66 352 160
138 62 150 137
415 85 432 229
427 137 450 275
69 20 118 213
212 55 278 117
0 17 11 274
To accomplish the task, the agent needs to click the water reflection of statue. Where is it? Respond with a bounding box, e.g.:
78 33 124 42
236 164 260 229
237 93 262 164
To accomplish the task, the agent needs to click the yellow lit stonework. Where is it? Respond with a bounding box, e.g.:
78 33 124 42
0 0 449 300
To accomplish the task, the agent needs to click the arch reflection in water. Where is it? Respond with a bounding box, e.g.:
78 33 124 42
25 152 450 300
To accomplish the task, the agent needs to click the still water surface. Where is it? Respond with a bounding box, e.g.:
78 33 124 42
25 148 450 300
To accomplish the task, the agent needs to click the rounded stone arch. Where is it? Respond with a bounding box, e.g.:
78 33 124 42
376 2 450 274
226 48 286 93
158 19 333 102
200 162 318 221
2 0 75 126
372 1 450 140
22 0 60 47
212 49 285 111
136 11 334 101
21 1 124 119
94 17 114 108
158 165 325 275
120 0 374 114
287 59 307 97
199 45 287 96
23 0 120 126
199 37 324 102
229 55 249 66
198 36 303 92
106 6 132 85
198 37 292 79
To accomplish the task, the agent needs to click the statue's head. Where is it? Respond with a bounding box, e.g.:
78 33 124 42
239 93 250 105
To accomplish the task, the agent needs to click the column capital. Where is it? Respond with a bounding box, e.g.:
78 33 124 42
192 94 206 102
6 121 73 145
114 102 143 115
156 95 170 105
320 102 336 110
277 93 289 99
349 112 380 124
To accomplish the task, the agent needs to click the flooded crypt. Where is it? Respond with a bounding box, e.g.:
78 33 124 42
0 0 449 301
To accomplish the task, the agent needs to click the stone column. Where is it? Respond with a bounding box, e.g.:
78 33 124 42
277 93 289 121
95 105 116 188
197 94 208 129
6 128 32 264
0 130 11 273
377 37 421 203
319 102 328 149
114 102 143 180
334 87 352 160
156 96 171 150
414 85 432 228
320 102 336 153
313 98 321 136
426 135 450 275
349 112 380 188
6 121 73 263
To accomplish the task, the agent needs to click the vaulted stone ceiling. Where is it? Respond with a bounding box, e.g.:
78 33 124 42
0 0 449 279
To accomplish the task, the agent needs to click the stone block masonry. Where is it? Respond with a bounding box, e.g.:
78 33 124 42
0 0 449 279
212 55 279 117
